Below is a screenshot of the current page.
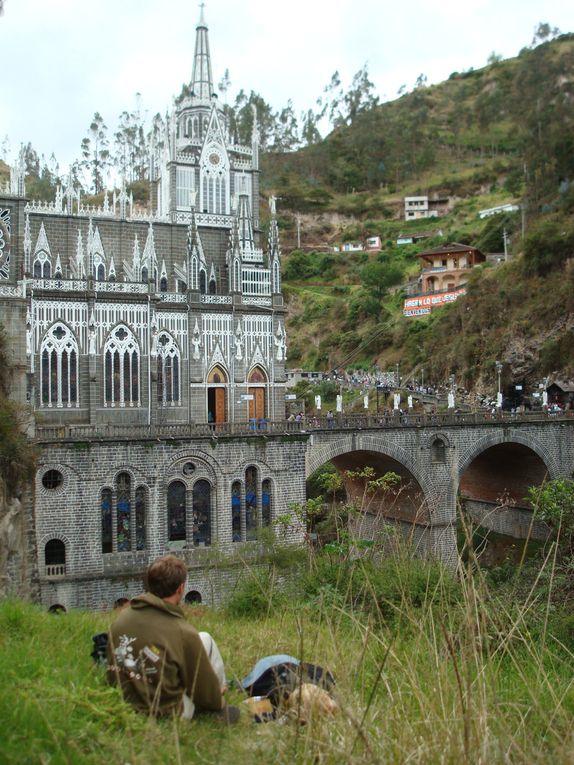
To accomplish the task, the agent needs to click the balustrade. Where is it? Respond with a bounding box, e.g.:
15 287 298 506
34 409 572 444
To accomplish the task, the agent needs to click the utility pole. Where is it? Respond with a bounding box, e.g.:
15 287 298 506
296 215 301 250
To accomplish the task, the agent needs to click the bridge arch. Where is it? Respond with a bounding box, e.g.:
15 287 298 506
306 434 434 524
457 430 560 484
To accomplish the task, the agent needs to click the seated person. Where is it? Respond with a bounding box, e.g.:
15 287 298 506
107 554 237 722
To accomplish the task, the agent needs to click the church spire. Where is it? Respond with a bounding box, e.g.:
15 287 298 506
191 4 215 101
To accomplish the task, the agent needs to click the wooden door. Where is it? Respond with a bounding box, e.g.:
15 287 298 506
248 387 266 421
215 387 226 423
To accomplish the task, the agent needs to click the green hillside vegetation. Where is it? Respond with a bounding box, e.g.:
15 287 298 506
271 34 574 388
2 535 574 764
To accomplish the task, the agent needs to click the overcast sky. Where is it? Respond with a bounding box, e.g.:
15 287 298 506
1 0 572 171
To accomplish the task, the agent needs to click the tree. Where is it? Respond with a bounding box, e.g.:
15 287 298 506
528 479 574 555
531 22 561 47
360 261 404 304
81 112 111 194
233 90 277 150
343 64 379 124
114 105 147 183
271 100 299 152
300 109 322 146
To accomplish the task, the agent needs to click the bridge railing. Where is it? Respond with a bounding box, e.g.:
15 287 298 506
33 409 572 442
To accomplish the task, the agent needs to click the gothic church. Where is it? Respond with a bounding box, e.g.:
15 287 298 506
0 10 305 609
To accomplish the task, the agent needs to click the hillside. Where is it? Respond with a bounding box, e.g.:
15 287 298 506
265 34 574 392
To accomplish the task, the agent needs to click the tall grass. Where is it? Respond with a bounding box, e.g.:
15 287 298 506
1 546 573 764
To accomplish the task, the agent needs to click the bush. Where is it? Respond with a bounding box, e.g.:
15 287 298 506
226 568 286 618
523 218 574 276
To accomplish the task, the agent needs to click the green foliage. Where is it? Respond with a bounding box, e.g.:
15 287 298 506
226 568 286 618
475 211 519 253
528 479 574 553
523 217 574 275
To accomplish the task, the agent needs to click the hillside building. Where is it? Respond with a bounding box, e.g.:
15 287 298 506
0 10 306 609
403 242 485 317
404 195 450 221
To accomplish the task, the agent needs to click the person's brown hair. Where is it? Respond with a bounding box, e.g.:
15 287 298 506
145 555 187 598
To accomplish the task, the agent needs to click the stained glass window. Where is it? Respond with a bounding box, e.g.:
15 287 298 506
168 481 186 541
116 472 131 552
245 466 257 541
262 479 271 527
231 481 241 542
101 488 113 554
193 480 211 546
104 326 140 407
157 332 181 406
135 486 146 551
40 324 79 408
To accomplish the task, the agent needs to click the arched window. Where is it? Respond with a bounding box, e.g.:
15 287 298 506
208 279 216 295
101 488 113 553
168 481 186 542
40 323 79 408
245 466 258 541
33 251 51 278
262 479 272 527
104 325 140 407
141 266 148 283
193 480 211 546
116 472 131 552
231 480 241 542
135 486 146 551
44 539 66 576
95 261 105 281
160 277 168 292
431 438 447 463
199 270 207 294
157 332 181 406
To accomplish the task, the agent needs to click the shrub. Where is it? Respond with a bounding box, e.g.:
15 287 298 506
523 218 574 276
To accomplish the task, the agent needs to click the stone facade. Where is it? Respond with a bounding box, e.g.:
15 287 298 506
0 11 304 609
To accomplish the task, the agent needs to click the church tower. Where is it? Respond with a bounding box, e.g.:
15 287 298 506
152 8 259 231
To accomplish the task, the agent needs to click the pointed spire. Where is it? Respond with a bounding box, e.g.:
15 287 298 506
267 195 281 257
237 189 255 252
132 234 141 271
54 253 63 277
108 255 116 280
74 229 85 279
191 4 215 100
23 213 32 273
142 222 157 272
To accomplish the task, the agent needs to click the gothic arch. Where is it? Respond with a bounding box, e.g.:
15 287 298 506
40 322 80 409
157 331 181 406
103 324 140 407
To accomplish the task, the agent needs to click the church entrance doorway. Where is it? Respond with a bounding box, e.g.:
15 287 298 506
247 366 267 421
207 366 227 424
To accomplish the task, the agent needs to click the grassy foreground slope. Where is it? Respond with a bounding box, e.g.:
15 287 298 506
1 550 574 765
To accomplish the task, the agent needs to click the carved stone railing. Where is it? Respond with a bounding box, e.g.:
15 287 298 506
242 296 272 306
44 564 66 578
157 293 188 303
33 411 573 444
175 211 234 227
201 295 232 304
0 285 23 297
95 282 148 294
32 279 87 291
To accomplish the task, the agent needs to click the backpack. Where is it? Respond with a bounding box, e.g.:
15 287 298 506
91 632 109 668
240 654 335 708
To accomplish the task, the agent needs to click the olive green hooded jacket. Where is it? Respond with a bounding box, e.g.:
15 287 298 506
107 593 223 717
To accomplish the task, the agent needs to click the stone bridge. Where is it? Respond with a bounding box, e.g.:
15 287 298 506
304 411 574 566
